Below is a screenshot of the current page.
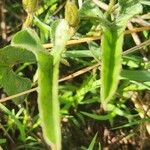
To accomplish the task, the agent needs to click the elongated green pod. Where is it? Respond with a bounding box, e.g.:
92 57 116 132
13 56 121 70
101 26 123 110
37 52 62 149
11 29 58 147
11 23 69 149
100 1 143 110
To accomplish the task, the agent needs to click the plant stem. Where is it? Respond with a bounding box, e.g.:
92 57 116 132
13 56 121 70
23 13 33 29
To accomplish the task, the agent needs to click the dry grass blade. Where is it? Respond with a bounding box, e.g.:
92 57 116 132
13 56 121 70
123 39 150 55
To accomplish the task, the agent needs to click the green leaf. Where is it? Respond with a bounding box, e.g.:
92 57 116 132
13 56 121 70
117 0 143 28
141 0 150 6
0 46 35 66
34 16 51 33
88 42 101 62
87 132 98 150
0 68 31 103
11 28 45 56
0 46 34 103
75 75 100 103
44 0 58 6
121 70 150 82
64 50 94 58
122 55 143 68
0 103 26 141
81 111 115 121
79 0 103 18
123 81 150 91
34 16 51 41
79 0 110 27
11 28 56 147
0 139 6 144
112 117 150 130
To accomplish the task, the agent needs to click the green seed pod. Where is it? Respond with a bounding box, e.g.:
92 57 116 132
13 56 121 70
65 0 80 27
22 0 38 13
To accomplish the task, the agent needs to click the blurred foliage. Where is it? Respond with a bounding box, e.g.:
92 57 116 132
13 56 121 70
0 0 150 149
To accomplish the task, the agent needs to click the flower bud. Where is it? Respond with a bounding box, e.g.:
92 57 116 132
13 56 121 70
22 0 38 13
65 0 80 27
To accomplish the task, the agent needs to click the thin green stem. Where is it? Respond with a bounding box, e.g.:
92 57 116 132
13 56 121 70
22 13 33 29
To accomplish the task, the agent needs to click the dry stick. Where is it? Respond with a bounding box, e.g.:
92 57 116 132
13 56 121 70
1 29 150 103
0 64 100 103
124 26 150 34
122 39 150 55
131 17 150 26
129 91 150 135
59 63 100 82
52 1 66 16
0 123 15 144
127 22 147 59
0 1 7 42
0 88 37 103
127 22 141 46
0 146 3 150
141 12 150 20
43 36 101 49
43 26 150 49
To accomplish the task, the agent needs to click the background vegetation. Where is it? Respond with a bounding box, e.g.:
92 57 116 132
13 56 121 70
0 0 150 149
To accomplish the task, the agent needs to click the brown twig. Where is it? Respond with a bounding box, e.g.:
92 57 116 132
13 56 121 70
43 26 150 49
0 123 15 144
52 1 66 16
0 63 100 103
43 36 101 49
0 88 38 103
59 63 100 82
127 22 141 46
122 39 150 55
124 26 150 34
